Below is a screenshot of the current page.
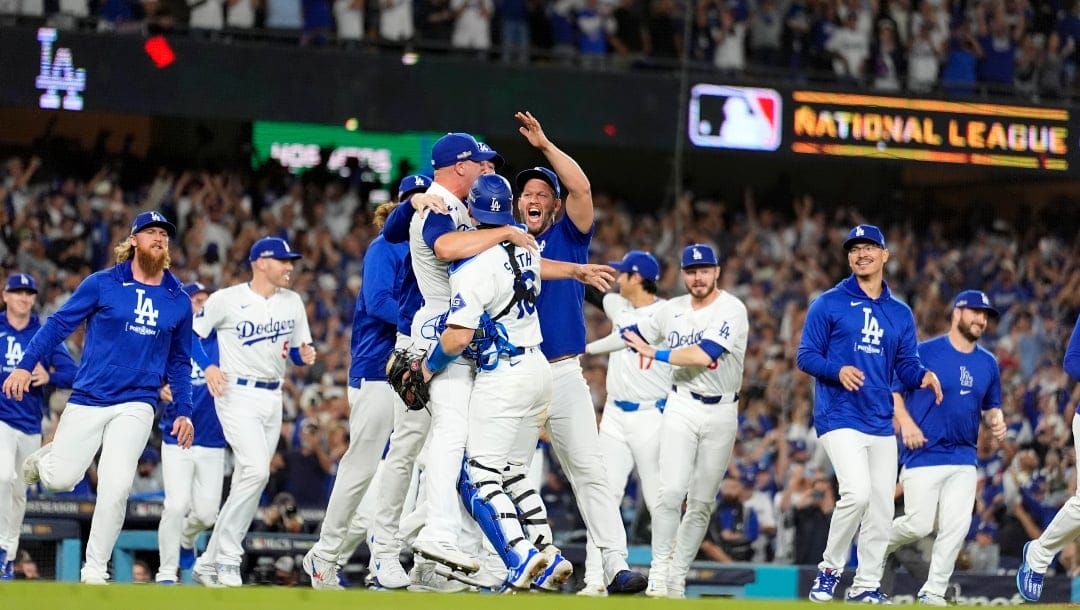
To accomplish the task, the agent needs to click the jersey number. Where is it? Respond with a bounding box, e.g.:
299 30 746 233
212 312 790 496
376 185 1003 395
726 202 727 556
513 270 539 319
638 353 654 370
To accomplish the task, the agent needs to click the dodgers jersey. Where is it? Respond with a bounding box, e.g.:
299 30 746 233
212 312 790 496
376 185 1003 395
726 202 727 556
0 311 77 434
602 293 671 402
17 261 194 418
409 181 472 341
161 331 227 448
534 213 594 360
193 283 312 381
636 290 748 396
446 240 543 349
350 235 408 383
797 275 929 437
894 335 1001 469
1063 311 1080 409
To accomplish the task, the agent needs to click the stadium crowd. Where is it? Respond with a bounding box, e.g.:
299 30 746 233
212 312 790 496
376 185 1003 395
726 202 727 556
3 146 1080 582
1 0 1078 100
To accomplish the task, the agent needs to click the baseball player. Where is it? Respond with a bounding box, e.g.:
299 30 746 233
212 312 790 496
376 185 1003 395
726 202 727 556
191 236 315 588
302 178 426 590
1018 305 1080 602
797 224 942 604
2 211 195 584
513 110 646 593
0 273 77 580
579 250 670 596
887 290 1005 606
621 244 749 599
423 174 551 589
155 282 228 584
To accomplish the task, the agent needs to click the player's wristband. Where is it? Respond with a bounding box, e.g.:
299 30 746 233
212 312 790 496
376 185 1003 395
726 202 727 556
654 350 671 363
426 342 457 374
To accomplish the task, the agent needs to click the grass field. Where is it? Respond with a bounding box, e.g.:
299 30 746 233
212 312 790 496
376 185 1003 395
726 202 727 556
2 582 1076 609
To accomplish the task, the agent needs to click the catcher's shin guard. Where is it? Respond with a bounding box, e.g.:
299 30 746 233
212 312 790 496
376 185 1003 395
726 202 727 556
458 458 535 575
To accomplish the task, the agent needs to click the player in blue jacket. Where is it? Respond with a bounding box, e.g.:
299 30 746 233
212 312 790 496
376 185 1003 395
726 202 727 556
887 290 1005 606
156 282 228 584
1018 305 1080 601
797 224 941 604
2 211 194 584
0 272 77 580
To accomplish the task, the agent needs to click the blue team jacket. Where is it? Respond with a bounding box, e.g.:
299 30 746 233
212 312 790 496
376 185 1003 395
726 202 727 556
0 312 78 434
18 261 194 419
350 235 407 383
797 275 928 437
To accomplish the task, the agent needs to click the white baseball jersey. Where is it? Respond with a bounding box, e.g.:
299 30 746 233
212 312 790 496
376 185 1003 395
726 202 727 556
602 293 671 402
192 284 312 379
409 182 472 342
445 241 542 349
636 290 748 396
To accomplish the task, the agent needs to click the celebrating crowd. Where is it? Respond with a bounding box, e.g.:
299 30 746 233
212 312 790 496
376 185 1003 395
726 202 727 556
1 118 1080 599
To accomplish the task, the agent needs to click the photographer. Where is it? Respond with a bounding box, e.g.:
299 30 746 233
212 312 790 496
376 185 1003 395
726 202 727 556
252 492 308 534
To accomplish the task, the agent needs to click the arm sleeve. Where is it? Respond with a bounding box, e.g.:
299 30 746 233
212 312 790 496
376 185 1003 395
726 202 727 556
1063 313 1080 380
586 329 627 355
43 342 78 389
697 339 727 361
19 274 101 371
165 300 195 419
362 239 401 326
383 202 414 244
191 331 216 370
795 297 842 381
422 213 457 251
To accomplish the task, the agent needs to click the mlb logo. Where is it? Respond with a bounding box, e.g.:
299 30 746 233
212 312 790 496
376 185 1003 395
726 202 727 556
688 84 782 152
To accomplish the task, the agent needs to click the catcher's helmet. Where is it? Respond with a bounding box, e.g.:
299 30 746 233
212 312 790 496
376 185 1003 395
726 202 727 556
467 174 515 226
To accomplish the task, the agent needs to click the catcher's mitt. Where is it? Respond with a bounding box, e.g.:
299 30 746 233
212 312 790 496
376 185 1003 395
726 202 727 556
386 348 431 411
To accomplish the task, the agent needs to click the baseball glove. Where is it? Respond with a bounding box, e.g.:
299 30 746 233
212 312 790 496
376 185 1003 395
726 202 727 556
386 348 431 411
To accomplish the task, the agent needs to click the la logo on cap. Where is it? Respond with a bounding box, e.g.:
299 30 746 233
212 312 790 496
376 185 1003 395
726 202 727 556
413 176 426 186
151 212 163 222
20 274 29 285
855 226 865 236
489 198 501 212
693 248 703 260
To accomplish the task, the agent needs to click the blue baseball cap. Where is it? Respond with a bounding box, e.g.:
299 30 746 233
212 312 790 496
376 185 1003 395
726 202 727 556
515 166 562 200
430 133 499 169
681 243 718 269
131 210 177 237
182 282 211 298
843 224 886 251
397 174 432 201
608 250 660 282
249 237 302 262
477 142 505 169
4 273 38 293
953 289 999 318
467 174 516 226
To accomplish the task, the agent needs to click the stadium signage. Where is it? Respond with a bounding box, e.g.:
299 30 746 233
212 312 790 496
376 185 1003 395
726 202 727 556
789 91 1070 171
35 27 86 112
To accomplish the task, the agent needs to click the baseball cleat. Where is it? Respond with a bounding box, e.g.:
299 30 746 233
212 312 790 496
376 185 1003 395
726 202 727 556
608 569 647 594
1017 541 1044 602
435 564 503 590
533 547 573 591
214 563 243 587
370 557 410 589
845 588 890 604
809 567 841 602
577 581 608 597
506 549 549 591
408 561 469 592
302 550 343 591
413 540 480 574
191 564 222 588
21 444 50 486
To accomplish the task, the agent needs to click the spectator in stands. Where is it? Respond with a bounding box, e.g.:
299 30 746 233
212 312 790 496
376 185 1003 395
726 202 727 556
130 447 165 497
132 559 152 583
282 420 333 507
826 11 870 85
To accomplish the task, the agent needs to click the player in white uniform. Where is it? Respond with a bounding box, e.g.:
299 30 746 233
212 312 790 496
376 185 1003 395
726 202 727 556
422 174 552 590
579 250 670 595
191 236 316 587
622 244 749 599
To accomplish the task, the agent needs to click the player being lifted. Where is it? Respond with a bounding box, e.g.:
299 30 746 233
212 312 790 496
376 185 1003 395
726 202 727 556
621 244 749 599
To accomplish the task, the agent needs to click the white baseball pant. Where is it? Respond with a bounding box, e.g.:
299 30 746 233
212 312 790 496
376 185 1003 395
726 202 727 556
157 444 225 581
369 397 430 559
412 360 474 549
0 422 41 561
546 357 628 581
311 381 395 562
34 402 155 581
584 402 662 585
818 428 897 593
651 393 737 587
198 383 281 567
1024 416 1080 571
888 464 976 597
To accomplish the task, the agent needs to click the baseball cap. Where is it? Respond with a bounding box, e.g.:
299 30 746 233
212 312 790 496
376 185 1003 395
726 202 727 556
477 142 505 169
249 237 302 262
681 243 718 269
182 282 211 298
953 289 999 318
4 273 38 294
843 224 886 251
608 250 660 282
515 166 562 200
788 438 809 453
467 174 516 226
130 211 177 237
138 447 160 465
430 133 499 169
397 174 432 201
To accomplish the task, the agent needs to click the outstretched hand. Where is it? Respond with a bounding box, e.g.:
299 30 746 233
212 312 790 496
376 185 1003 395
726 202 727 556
2 369 31 401
573 264 616 291
921 371 943 404
515 111 552 151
